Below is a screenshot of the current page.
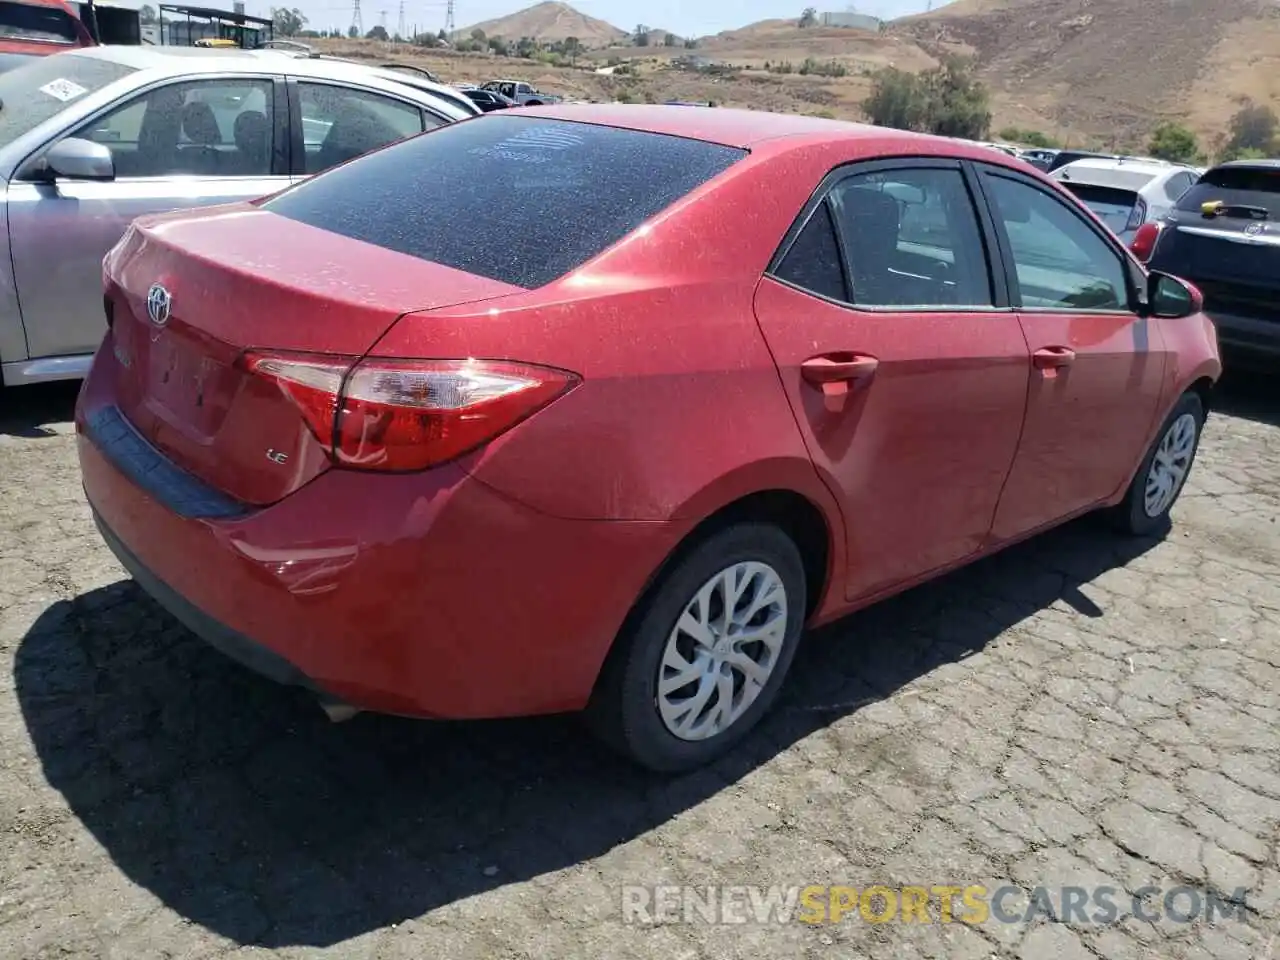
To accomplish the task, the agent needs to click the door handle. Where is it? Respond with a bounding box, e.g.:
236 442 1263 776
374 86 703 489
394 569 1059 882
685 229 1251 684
1032 346 1076 370
800 353 880 387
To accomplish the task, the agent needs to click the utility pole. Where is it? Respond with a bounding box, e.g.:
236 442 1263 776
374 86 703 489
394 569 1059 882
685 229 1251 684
445 0 455 37
397 0 405 39
350 0 362 36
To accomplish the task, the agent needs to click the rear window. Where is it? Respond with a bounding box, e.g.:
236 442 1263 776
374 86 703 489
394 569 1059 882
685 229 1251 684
262 114 747 289
0 52 136 144
0 2 78 44
1176 166 1280 217
1061 183 1139 234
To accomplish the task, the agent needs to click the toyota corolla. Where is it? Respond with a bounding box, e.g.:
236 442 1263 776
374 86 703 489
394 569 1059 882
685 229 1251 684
77 107 1221 772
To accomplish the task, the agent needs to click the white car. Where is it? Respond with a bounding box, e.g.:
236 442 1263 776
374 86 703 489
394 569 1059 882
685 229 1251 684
1050 157 1200 244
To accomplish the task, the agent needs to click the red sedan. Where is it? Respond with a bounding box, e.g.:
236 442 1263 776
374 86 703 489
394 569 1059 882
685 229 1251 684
77 107 1221 772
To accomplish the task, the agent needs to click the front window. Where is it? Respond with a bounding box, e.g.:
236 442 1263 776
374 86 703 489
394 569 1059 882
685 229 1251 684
0 52 136 145
263 115 746 289
297 82 431 175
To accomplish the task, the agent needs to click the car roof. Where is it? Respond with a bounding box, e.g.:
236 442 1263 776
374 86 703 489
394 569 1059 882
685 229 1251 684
1052 157 1178 189
1213 158 1280 171
510 103 993 155
61 46 476 115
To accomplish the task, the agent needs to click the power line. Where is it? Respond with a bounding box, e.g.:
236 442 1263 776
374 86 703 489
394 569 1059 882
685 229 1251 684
350 0 362 35
397 0 405 38
444 0 455 36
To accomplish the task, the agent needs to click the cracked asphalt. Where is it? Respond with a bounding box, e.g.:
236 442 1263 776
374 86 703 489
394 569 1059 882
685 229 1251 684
0 374 1278 960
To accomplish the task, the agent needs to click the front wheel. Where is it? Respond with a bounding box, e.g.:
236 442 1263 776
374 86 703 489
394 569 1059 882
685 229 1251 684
1115 391 1205 536
586 522 806 773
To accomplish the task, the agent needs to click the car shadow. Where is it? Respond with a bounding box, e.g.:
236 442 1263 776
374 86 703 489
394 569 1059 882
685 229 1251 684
0 382 80 438
15 514 1160 947
1213 366 1280 428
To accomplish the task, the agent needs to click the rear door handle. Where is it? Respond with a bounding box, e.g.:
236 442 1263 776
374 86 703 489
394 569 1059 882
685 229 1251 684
1032 346 1076 371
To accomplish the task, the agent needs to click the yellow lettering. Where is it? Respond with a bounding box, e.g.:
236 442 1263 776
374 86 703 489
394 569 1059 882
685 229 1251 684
901 886 930 923
932 885 963 923
961 885 989 925
796 886 827 925
860 885 897 923
829 886 859 923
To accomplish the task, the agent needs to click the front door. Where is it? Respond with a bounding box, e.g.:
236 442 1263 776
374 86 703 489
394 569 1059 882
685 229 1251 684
7 75 289 361
753 160 1030 602
976 166 1167 542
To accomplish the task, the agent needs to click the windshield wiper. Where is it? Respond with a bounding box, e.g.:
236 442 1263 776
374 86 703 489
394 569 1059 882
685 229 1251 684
1200 199 1270 220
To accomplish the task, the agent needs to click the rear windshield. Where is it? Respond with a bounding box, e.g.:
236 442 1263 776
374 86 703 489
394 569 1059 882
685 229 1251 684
1176 166 1280 217
262 114 747 289
0 52 137 144
0 2 78 44
1061 183 1139 234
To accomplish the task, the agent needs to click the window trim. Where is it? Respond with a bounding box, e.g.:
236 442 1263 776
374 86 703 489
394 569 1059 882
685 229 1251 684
17 73 289 183
970 161 1143 316
766 155 1011 313
286 76 430 177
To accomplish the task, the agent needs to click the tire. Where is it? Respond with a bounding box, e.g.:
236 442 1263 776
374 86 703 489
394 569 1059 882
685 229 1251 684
1114 391 1205 537
586 522 806 773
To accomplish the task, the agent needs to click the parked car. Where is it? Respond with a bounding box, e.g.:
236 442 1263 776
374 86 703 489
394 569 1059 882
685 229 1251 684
78 107 1219 772
1018 147 1058 172
0 45 477 387
481 79 561 105
1137 159 1280 369
456 83 516 112
1046 149 1115 172
1051 156 1199 244
0 0 94 73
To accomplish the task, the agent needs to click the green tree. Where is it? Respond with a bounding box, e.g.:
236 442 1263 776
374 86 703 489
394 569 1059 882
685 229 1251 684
862 68 925 131
1221 102 1278 159
515 35 537 58
489 35 509 55
799 6 818 27
270 6 307 36
1147 121 1199 163
634 24 649 46
663 32 678 47
470 27 486 43
998 126 1059 149
347 24 358 38
563 35 581 62
366 24 388 41
138 4 156 23
863 57 990 140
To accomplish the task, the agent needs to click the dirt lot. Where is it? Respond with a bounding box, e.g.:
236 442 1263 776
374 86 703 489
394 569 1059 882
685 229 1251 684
0 375 1278 959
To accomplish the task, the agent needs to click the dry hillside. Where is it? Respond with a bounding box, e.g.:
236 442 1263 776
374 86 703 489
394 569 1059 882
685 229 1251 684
456 0 626 47
699 18 936 73
894 0 1280 148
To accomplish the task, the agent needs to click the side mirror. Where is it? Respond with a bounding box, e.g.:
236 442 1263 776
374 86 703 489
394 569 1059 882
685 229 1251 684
44 137 115 181
1148 272 1202 319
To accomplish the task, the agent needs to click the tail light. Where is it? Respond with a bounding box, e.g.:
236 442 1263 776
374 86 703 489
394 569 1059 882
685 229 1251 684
1124 196 1149 233
1130 221 1162 263
243 352 579 472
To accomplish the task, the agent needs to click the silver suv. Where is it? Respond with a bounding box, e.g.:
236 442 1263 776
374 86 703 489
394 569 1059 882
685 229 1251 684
0 46 477 387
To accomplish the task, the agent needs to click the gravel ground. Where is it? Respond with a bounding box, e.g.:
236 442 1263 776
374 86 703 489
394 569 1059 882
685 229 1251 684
0 375 1277 960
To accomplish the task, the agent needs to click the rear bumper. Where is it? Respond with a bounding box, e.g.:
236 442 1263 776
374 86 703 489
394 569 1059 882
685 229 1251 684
1203 310 1280 365
76 394 678 720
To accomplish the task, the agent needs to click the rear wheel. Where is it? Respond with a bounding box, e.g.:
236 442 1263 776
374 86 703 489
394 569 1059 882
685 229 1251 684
1115 391 1204 536
586 522 806 773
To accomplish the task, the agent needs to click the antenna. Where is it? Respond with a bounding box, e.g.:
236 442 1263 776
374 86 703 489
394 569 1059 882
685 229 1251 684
397 0 405 38
445 0 455 36
350 0 362 35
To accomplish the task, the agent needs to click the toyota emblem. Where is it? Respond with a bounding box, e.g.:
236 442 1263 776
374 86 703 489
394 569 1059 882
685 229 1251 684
146 283 172 326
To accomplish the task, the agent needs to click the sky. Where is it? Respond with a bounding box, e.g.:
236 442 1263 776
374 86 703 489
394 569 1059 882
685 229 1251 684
236 0 950 41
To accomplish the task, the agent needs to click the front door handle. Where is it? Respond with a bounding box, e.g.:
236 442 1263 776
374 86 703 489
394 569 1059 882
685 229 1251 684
800 353 880 387
1032 346 1076 371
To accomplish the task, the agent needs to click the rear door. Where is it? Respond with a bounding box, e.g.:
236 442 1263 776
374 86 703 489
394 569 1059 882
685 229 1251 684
975 164 1167 540
753 158 1030 603
8 73 289 361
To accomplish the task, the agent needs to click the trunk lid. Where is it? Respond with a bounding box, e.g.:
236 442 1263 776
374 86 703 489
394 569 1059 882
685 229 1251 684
105 203 523 505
